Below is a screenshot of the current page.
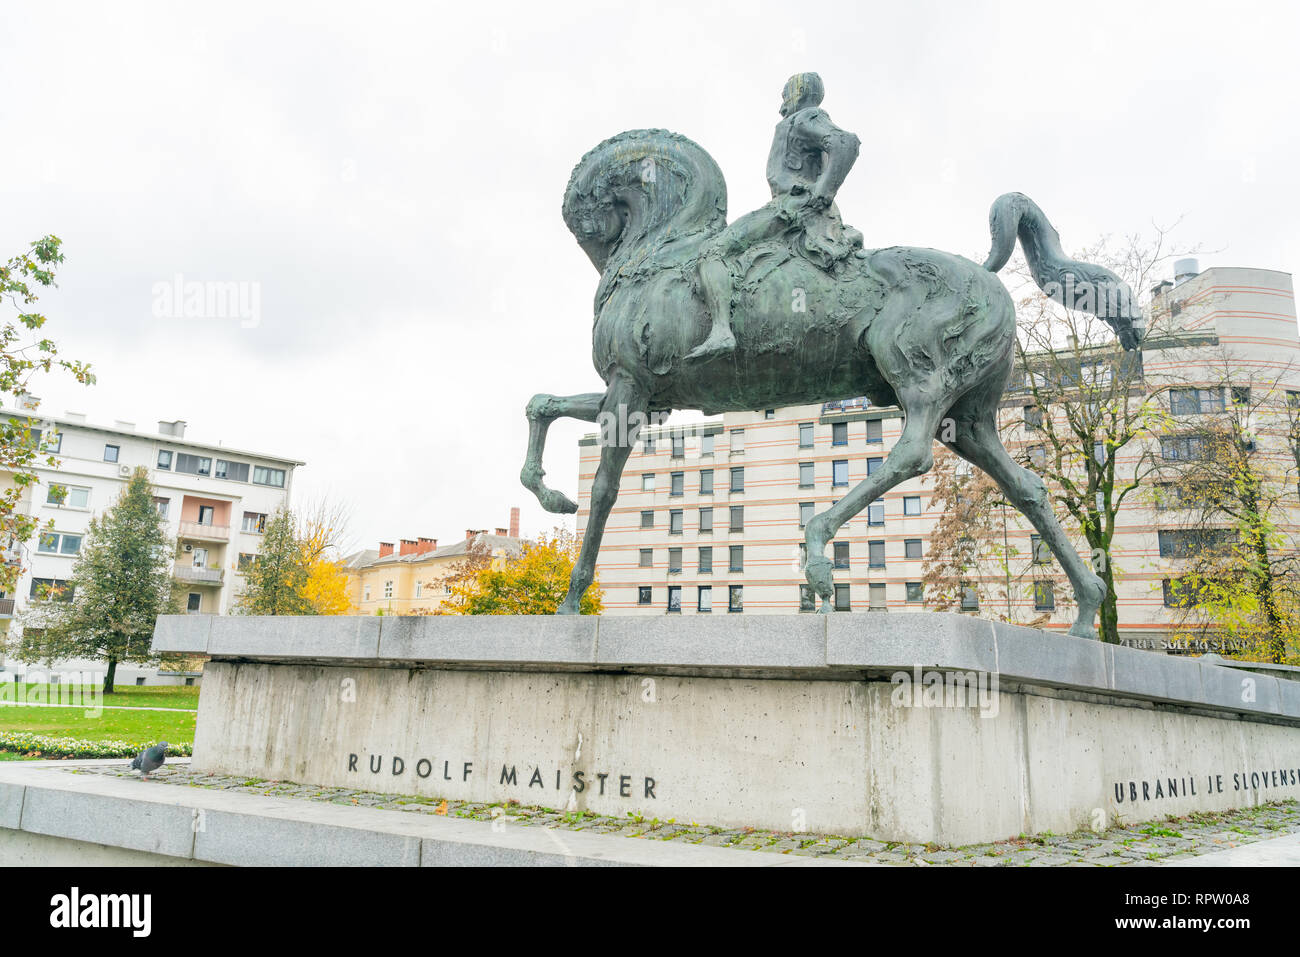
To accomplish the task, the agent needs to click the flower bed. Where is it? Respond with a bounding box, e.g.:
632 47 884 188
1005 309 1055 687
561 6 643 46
0 733 192 759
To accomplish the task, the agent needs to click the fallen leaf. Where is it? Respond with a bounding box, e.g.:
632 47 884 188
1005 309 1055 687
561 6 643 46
434 800 448 816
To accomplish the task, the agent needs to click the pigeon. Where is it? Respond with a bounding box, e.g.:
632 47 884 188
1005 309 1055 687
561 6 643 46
130 742 168 780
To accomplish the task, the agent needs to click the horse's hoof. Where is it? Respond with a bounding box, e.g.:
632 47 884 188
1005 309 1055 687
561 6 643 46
541 490 579 515
1068 623 1098 640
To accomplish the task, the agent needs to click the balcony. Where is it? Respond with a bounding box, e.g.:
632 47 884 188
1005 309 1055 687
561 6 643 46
178 521 230 542
173 563 224 585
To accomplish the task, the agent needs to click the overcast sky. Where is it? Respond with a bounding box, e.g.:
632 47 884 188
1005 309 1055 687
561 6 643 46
3 0 1298 553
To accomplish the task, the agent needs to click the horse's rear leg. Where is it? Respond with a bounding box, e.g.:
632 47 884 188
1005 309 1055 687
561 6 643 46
521 391 605 514
805 398 946 612
944 402 1106 638
557 378 645 615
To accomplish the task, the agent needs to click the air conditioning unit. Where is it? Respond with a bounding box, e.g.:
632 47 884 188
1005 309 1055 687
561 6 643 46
118 464 131 477
183 544 193 553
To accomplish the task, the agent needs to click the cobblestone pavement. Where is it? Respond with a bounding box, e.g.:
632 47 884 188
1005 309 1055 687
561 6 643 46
71 764 1300 866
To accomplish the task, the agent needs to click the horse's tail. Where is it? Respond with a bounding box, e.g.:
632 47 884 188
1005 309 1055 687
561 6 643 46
982 191 1142 350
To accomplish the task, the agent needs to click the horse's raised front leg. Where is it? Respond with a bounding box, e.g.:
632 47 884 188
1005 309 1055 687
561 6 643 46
557 377 645 615
805 399 945 613
521 391 605 515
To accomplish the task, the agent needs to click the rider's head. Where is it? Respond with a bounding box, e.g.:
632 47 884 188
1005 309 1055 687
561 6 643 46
780 72 824 117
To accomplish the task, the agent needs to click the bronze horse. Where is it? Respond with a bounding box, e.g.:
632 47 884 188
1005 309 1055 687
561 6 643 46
521 129 1140 637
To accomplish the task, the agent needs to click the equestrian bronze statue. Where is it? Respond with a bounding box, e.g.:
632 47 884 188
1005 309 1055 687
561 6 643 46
521 72 1141 637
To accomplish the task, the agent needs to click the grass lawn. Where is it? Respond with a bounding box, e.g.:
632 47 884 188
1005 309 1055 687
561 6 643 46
2 683 199 710
0 683 199 748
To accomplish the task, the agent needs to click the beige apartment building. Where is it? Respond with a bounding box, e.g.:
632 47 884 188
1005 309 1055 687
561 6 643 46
575 264 1300 649
347 509 525 615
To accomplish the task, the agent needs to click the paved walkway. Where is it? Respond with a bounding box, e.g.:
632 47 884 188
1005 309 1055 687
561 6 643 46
0 701 196 713
73 763 1300 866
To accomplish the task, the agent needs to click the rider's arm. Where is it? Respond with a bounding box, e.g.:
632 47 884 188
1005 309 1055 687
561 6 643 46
796 109 861 209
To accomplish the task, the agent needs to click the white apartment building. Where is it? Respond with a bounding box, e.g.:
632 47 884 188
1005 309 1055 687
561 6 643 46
1 402 303 684
576 264 1300 652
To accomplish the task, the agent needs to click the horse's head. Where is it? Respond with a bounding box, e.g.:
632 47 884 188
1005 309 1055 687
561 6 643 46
562 129 727 277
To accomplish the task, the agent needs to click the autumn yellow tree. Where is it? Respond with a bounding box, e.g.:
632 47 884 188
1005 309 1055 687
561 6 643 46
440 528 602 615
235 502 354 615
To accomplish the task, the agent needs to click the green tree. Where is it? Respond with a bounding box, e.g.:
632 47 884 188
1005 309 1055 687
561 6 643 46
10 467 177 693
441 528 602 615
235 506 313 615
1 235 94 592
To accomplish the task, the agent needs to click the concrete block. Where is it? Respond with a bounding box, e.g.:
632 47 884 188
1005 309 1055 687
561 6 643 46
151 614 212 655
595 614 826 668
1199 663 1281 716
0 782 23 830
20 788 195 858
208 615 380 660
991 621 1108 690
1279 679 1300 720
194 809 420 867
378 615 597 665
419 838 629 867
1106 642 1203 704
826 612 997 673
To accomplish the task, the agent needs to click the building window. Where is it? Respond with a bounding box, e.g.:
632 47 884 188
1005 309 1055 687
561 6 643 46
669 510 683 535
638 586 652 605
765 409 775 420
1161 434 1208 462
642 434 656 454
672 434 685 458
832 460 848 487
728 585 743 613
237 553 257 571
699 469 714 495
904 539 922 560
40 431 62 453
698 546 713 573
865 419 883 444
869 583 887 610
383 580 393 599
176 453 212 476
1031 534 1052 564
1028 445 1047 469
641 473 655 492
29 578 73 602
242 511 267 534
834 583 850 611
1162 578 1209 608
833 541 850 569
157 450 173 470
699 507 713 533
252 466 286 487
1024 406 1043 431
103 444 120 463
639 548 653 568
641 510 654 529
363 585 371 601
186 592 201 613
799 502 815 528
799 585 815 612
832 422 848 446
37 532 82 555
1169 387 1224 416
799 542 807 569
724 466 742 494
866 457 883 475
668 547 682 573
46 484 90 508
667 585 682 613
1033 581 1055 610
906 582 924 603
730 429 744 453
903 496 921 516
215 460 249 482
868 540 885 568
670 472 684 496
697 586 712 612
729 506 744 532
414 582 424 599
197 505 215 526
960 584 979 611
799 423 814 448
153 497 170 519
867 499 884 525
799 462 815 487
701 433 715 455
1158 528 1236 559
729 544 743 572
1093 441 1106 466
